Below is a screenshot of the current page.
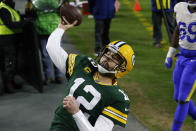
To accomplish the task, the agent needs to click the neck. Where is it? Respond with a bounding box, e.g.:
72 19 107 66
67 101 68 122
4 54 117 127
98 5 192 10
97 72 113 85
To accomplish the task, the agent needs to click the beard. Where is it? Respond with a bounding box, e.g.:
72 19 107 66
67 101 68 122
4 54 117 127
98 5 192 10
99 61 109 69
99 60 115 71
98 71 115 78
98 60 115 78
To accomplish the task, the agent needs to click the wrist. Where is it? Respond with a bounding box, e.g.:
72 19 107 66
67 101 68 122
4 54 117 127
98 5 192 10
58 24 68 31
72 108 80 115
73 110 82 118
166 47 176 58
56 27 65 33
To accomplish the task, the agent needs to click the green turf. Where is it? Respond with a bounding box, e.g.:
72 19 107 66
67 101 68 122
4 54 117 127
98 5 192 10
66 0 195 130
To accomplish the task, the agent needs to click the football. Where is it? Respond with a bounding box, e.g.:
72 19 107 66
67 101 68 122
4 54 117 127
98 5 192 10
60 4 82 26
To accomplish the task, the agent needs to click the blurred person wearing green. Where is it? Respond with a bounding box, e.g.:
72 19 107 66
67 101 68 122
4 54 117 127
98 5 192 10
28 0 64 85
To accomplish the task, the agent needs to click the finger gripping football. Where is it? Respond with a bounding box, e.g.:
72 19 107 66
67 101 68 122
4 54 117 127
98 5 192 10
60 4 82 26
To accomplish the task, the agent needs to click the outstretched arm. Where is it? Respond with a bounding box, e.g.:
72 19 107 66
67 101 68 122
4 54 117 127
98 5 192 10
46 28 68 74
46 19 77 74
63 96 114 131
164 26 179 69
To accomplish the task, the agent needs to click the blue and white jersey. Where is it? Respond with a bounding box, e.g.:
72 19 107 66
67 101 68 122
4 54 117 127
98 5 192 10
174 2 196 52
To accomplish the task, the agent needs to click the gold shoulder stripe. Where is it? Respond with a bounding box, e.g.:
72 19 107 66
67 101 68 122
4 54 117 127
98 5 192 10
68 54 78 76
102 110 127 124
84 67 91 73
106 106 128 118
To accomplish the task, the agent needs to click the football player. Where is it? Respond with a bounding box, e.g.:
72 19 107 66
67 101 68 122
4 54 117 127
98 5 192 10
164 0 196 130
46 19 135 131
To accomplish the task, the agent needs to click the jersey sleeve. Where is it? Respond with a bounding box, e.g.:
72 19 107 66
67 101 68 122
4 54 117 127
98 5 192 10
65 54 91 78
101 91 130 127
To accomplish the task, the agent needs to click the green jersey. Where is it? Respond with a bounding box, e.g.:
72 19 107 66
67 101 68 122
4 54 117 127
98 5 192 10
50 54 130 131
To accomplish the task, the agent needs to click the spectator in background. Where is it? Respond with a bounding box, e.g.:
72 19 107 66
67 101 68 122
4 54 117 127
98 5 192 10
88 0 117 56
151 0 176 48
25 0 34 17
26 0 63 85
0 0 30 93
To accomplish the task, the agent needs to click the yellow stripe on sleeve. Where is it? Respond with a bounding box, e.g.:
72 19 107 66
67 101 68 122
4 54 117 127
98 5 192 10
186 80 196 102
68 54 72 73
67 54 77 76
106 106 128 118
102 110 127 124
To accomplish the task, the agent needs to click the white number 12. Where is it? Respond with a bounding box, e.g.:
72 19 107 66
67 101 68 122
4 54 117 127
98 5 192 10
69 78 101 110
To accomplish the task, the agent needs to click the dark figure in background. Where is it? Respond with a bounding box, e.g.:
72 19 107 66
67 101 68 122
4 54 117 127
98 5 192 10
88 0 117 56
0 0 30 93
25 0 34 17
25 0 63 85
151 0 176 48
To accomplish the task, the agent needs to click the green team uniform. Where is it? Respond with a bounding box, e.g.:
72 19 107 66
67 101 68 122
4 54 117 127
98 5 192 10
50 54 130 131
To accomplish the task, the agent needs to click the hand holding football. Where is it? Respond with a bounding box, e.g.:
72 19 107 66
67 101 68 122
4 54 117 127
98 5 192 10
60 4 82 26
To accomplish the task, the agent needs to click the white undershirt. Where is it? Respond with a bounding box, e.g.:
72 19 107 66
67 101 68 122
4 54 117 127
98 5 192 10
46 28 68 74
73 110 114 131
46 28 114 131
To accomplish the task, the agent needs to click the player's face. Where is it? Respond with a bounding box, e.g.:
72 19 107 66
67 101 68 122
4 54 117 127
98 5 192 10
99 51 122 71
